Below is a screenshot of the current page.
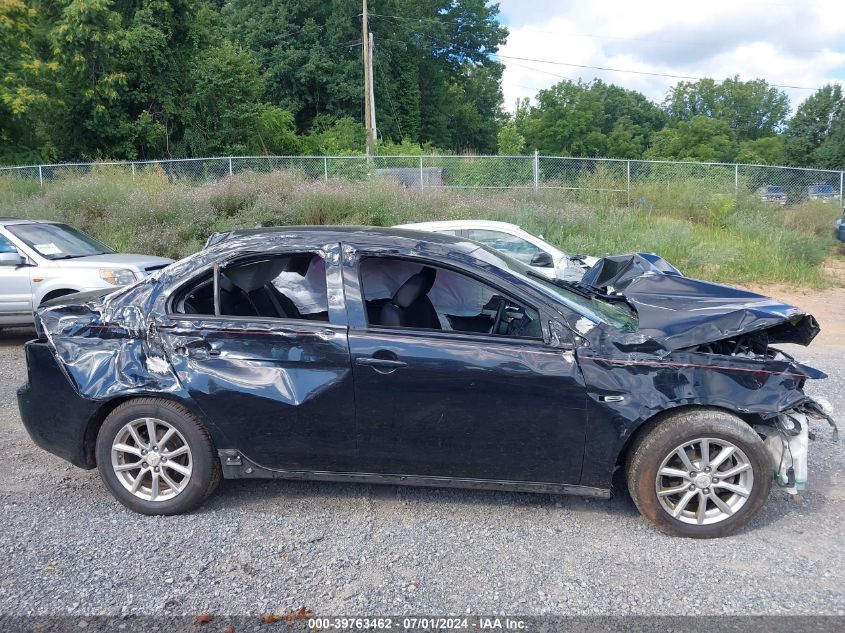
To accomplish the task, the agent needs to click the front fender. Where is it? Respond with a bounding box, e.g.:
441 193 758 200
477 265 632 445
576 350 809 488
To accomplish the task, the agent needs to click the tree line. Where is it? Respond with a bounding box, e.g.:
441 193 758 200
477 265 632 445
1 0 843 169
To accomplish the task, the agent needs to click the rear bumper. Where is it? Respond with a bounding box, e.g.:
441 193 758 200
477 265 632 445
17 340 99 469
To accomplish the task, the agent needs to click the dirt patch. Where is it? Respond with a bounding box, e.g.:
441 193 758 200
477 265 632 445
823 255 845 283
751 285 845 348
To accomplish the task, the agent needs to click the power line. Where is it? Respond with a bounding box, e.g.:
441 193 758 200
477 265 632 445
367 12 832 91
491 53 822 91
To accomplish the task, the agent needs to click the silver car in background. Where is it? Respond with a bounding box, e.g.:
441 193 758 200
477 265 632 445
0 218 172 330
394 220 598 281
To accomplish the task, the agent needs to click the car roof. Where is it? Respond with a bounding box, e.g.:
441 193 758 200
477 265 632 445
395 219 522 231
210 225 479 252
0 217 61 227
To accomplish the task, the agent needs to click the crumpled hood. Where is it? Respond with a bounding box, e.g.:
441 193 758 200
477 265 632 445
581 254 819 350
581 252 683 291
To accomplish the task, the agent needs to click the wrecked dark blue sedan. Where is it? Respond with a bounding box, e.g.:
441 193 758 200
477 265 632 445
18 227 836 538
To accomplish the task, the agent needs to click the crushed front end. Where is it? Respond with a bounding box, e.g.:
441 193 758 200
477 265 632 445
572 257 838 495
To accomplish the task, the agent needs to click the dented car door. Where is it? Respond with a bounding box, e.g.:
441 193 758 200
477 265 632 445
155 244 356 472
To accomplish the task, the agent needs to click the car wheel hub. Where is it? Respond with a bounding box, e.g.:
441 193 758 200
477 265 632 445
111 417 193 502
655 437 754 526
693 472 712 489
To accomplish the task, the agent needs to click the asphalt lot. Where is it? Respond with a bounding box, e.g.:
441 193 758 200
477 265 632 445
1 326 843 618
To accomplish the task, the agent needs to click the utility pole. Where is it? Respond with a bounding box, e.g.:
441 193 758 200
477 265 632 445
362 0 376 156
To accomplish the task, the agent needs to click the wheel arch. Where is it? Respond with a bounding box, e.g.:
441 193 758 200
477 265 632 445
39 288 82 306
83 393 214 468
612 403 766 475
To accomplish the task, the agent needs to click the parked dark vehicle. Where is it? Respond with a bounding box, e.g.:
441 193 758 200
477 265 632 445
757 185 787 204
18 227 836 538
806 183 837 202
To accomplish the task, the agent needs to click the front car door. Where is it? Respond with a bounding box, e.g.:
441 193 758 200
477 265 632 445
155 243 357 472
342 246 587 484
0 231 34 326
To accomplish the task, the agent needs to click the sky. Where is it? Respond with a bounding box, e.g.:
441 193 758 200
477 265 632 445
496 0 845 112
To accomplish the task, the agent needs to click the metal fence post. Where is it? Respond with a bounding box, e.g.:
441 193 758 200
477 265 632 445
38 165 43 188
626 160 631 209
323 157 329 183
840 171 844 209
419 156 424 192
228 156 233 177
735 164 739 196
131 163 136 180
839 171 845 209
533 151 539 191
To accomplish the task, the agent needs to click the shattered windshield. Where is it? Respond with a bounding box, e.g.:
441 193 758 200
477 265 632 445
470 245 638 331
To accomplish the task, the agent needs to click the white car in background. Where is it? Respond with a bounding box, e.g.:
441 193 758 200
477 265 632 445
395 220 597 281
0 218 173 330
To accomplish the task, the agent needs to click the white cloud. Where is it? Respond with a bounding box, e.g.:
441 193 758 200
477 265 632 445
497 0 845 111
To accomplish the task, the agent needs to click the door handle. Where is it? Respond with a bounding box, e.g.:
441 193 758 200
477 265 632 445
355 357 407 370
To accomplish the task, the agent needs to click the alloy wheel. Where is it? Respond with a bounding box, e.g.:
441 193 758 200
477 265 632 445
110 417 193 502
655 437 754 525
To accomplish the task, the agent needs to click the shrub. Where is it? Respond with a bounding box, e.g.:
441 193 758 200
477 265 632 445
0 169 839 287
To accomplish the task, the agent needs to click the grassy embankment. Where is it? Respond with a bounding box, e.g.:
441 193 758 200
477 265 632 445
0 167 841 287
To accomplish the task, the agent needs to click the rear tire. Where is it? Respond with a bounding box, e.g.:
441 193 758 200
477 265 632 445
95 398 221 515
626 408 772 538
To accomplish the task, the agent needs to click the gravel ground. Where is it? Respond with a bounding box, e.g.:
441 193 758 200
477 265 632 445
0 326 843 618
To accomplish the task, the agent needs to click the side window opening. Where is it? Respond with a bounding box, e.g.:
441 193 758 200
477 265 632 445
173 253 329 322
359 257 541 339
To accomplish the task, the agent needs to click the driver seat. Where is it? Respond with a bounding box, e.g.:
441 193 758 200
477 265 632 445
380 266 440 329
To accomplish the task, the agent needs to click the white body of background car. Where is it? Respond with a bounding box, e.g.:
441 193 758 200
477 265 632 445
0 218 173 328
395 220 598 281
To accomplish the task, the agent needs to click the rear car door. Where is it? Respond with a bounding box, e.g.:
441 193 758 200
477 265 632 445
0 232 33 324
156 244 357 472
344 251 587 484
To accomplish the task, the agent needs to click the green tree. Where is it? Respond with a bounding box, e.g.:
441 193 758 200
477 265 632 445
645 116 735 162
784 84 844 168
179 40 265 156
0 0 57 163
813 118 845 169
665 76 790 141
303 115 366 154
497 121 525 154
48 0 140 159
736 136 785 165
224 0 508 152
606 116 644 158
249 107 302 155
515 79 665 157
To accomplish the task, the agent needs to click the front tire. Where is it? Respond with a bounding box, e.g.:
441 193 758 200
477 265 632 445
96 398 221 515
626 408 772 538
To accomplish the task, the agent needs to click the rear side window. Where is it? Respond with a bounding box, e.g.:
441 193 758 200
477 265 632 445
172 253 329 322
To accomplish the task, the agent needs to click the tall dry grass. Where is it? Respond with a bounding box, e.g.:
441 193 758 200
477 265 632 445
0 168 840 287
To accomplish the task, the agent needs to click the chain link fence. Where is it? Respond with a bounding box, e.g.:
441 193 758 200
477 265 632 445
2 155 843 208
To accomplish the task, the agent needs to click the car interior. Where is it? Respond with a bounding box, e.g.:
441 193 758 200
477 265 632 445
172 253 329 321
360 257 542 339
172 254 541 338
